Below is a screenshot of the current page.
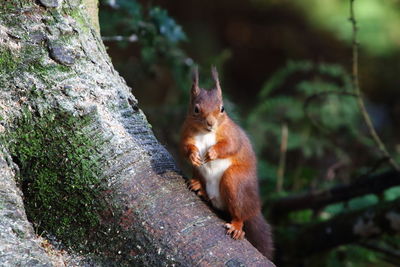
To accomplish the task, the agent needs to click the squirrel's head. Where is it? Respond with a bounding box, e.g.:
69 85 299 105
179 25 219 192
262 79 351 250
189 66 226 132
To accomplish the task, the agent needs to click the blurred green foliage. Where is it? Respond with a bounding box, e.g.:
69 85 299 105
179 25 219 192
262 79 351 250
247 61 373 191
253 0 400 56
385 186 400 200
99 0 192 96
320 245 390 267
297 0 400 56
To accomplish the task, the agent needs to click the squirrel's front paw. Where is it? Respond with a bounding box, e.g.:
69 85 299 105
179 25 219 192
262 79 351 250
205 147 218 163
189 151 203 166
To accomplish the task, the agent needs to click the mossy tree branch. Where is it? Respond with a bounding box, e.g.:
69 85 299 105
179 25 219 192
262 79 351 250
0 1 274 266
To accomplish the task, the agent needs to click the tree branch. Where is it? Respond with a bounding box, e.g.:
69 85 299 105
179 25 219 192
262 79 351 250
102 34 138 43
0 1 275 266
270 170 400 218
359 241 400 261
287 197 400 257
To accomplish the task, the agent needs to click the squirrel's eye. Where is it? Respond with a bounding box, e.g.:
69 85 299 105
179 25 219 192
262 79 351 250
194 106 199 114
221 106 225 113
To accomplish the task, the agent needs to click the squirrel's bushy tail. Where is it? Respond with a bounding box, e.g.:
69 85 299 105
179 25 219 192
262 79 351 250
244 212 274 260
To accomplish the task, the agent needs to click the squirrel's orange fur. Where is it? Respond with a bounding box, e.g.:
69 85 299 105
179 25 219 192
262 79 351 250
180 67 274 259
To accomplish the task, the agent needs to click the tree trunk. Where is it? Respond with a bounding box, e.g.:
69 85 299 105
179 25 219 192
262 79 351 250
0 1 273 266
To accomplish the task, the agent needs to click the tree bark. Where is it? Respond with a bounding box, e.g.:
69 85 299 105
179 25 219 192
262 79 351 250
0 146 57 266
0 1 273 266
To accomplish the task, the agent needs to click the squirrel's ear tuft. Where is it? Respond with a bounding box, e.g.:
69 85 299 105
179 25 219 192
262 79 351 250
211 66 222 96
191 66 200 97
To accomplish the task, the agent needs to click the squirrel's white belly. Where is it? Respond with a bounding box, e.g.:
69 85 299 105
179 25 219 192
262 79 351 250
194 132 231 210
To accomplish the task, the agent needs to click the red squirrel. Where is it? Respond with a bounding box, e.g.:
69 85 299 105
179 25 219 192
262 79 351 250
180 67 274 259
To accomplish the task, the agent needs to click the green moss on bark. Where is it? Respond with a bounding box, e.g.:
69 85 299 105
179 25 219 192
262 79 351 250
69 7 92 33
4 109 108 252
0 49 18 75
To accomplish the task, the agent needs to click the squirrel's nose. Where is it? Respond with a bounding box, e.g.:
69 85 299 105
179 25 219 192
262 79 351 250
205 116 216 129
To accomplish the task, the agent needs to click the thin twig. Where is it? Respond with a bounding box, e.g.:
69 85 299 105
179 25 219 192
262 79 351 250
349 0 399 171
276 123 288 192
102 34 138 42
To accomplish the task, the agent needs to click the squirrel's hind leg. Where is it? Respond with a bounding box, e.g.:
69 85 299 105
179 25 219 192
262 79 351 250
220 165 260 240
225 220 245 240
